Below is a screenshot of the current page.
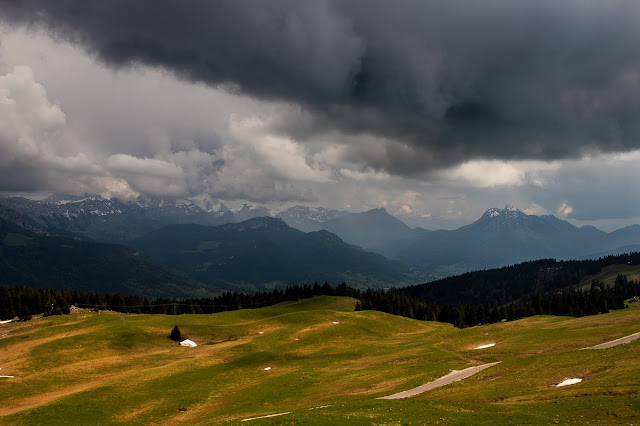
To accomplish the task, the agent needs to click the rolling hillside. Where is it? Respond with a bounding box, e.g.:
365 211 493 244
0 296 638 423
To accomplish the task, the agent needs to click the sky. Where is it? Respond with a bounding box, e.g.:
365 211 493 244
0 0 639 231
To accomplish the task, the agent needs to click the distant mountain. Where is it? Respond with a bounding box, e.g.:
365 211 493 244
319 208 422 256
603 225 640 250
0 194 351 242
0 205 48 236
0 217 213 298
231 204 271 222
275 205 349 232
394 206 640 279
0 193 236 243
3 195 640 285
132 217 413 292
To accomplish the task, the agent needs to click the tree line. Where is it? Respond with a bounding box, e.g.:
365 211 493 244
0 282 360 321
2 253 639 329
356 274 638 328
400 252 640 306
2 275 638 329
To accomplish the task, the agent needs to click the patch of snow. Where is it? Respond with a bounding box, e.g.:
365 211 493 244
473 343 496 350
0 320 13 324
331 321 340 324
556 378 582 387
264 367 272 371
0 376 14 378
179 339 197 347
258 332 264 335
294 338 300 341
490 210 500 217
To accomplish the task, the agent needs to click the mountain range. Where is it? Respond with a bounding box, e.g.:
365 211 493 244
0 194 349 243
392 206 640 278
1 194 639 284
132 217 413 292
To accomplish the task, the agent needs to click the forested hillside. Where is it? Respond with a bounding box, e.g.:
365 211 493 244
0 218 213 298
400 253 640 305
132 218 413 291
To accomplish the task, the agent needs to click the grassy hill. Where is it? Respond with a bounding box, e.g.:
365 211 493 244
0 296 638 424
578 264 640 288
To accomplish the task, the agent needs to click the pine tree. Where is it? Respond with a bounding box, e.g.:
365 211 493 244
18 305 32 321
170 326 181 342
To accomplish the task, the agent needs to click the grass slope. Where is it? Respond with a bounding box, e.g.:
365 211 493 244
578 264 640 288
0 297 639 424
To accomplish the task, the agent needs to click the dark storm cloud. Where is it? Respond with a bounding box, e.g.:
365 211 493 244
3 0 640 174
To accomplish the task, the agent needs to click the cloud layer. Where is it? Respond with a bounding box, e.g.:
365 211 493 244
3 0 640 175
1 2 639 230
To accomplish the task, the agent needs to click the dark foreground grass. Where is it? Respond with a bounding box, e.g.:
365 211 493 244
0 296 638 424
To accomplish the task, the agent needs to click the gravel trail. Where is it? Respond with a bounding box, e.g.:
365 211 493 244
582 331 640 350
377 362 501 400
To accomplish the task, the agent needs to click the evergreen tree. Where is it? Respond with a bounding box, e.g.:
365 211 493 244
18 305 32 321
170 326 181 342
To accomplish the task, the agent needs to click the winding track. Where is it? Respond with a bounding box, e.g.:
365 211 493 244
377 362 501 400
581 331 640 350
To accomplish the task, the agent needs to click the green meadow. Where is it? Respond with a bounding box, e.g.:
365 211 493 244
0 296 638 424
578 264 640 288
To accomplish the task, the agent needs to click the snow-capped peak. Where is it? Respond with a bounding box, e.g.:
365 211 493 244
483 205 521 219
175 194 230 213
44 193 102 205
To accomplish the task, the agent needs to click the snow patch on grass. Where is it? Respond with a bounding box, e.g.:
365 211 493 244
473 343 495 350
556 378 582 387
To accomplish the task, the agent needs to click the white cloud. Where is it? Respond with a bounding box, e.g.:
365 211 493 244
437 160 525 187
0 65 109 193
524 203 550 216
436 159 560 188
338 168 390 181
229 116 332 183
106 154 183 178
557 200 574 218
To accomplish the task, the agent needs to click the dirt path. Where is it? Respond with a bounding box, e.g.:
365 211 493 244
377 362 501 400
241 411 292 422
581 331 640 350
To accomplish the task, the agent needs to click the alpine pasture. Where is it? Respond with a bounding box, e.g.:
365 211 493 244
1 296 638 424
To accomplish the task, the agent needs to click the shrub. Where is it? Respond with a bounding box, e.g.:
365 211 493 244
170 325 181 342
